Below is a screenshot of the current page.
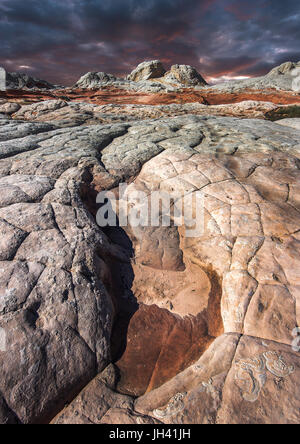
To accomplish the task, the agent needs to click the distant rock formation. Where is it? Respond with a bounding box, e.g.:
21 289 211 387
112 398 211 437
74 72 118 89
210 60 300 93
127 60 166 82
164 64 208 86
3 60 300 94
5 71 56 90
73 60 208 91
268 61 300 76
127 60 207 87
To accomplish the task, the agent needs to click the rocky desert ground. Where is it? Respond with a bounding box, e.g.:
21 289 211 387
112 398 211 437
0 60 300 424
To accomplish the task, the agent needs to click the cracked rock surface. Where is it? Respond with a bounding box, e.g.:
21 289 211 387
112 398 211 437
0 113 300 424
9 99 283 125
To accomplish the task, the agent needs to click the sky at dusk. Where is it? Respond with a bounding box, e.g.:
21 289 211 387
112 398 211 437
0 0 299 86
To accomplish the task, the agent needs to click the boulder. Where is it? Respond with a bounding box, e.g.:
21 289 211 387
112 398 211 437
164 64 208 87
268 61 300 76
6 72 56 90
0 102 21 115
127 60 166 82
74 72 118 89
13 100 67 120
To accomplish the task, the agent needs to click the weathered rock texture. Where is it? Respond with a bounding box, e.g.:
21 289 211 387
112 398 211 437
268 61 300 76
0 109 300 424
211 61 300 93
127 61 207 88
277 118 300 130
51 364 160 424
1 86 300 118
0 118 132 423
1 94 300 129
74 72 118 89
3 60 300 96
73 61 208 92
0 68 5 92
6 71 57 90
127 60 166 82
115 304 220 397
0 98 284 126
164 64 208 87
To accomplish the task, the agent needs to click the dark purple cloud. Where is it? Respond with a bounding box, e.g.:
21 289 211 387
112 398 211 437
0 0 299 85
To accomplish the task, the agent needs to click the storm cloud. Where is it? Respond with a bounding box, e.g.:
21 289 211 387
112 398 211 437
0 0 299 85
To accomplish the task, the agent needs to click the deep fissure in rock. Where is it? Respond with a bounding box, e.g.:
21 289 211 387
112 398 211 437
80 176 224 399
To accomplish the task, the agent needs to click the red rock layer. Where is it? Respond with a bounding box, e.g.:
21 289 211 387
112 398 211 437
114 264 224 397
1 87 299 107
115 304 215 397
203 88 300 105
